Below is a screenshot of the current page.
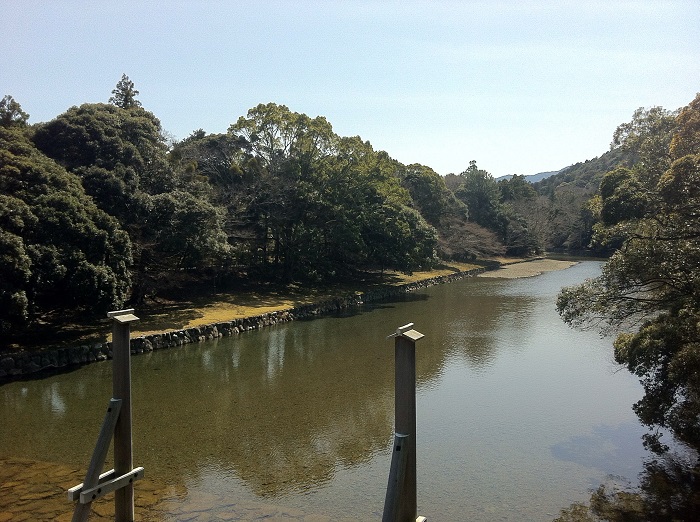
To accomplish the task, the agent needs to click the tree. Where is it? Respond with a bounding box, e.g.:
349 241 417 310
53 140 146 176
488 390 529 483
398 163 453 226
0 125 132 335
452 161 539 256
32 102 230 301
0 95 29 128
498 174 537 202
225 103 437 281
557 94 700 454
455 160 501 228
109 74 142 109
610 105 678 184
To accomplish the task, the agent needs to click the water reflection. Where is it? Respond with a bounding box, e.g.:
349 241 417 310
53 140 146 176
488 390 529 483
551 422 647 480
0 262 649 521
46 382 67 415
131 325 397 497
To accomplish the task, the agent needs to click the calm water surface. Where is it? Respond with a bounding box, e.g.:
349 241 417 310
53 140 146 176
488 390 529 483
0 262 648 520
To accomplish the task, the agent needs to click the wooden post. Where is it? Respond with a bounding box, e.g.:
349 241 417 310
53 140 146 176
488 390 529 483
108 309 139 522
383 323 425 522
68 309 143 520
383 433 410 521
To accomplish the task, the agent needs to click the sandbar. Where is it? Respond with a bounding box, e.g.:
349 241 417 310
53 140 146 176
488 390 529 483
478 258 577 279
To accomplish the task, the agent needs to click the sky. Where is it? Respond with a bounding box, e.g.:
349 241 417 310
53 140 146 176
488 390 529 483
3 1 698 178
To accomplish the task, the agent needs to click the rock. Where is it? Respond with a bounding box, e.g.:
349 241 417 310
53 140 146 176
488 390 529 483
0 357 14 371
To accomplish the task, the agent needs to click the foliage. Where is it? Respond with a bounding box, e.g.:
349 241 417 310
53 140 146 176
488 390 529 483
32 101 230 301
219 103 437 281
0 95 29 128
555 452 700 521
611 106 678 184
557 94 700 455
109 74 142 109
0 125 131 335
455 160 501 228
397 163 506 259
398 163 454 226
448 161 539 256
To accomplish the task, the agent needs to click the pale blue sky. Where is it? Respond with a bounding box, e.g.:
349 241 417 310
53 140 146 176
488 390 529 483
3 1 698 177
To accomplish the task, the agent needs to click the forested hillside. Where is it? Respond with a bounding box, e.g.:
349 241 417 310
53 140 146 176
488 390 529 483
0 76 695 345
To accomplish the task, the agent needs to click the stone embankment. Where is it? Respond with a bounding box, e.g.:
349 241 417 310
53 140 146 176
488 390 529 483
0 267 485 383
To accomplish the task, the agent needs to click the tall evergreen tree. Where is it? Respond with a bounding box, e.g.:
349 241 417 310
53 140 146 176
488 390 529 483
109 74 142 109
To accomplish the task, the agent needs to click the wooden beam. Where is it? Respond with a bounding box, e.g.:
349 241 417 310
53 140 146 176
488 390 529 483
111 311 138 522
79 467 144 504
67 469 115 502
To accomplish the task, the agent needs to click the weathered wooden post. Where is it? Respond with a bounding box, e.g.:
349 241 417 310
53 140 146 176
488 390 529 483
110 309 139 521
383 323 427 522
68 309 143 522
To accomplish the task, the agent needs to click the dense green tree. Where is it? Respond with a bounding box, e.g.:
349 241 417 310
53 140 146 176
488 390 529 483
170 130 249 193
451 161 538 256
0 125 131 335
398 163 454 226
610 105 678 184
498 174 537 202
455 160 501 228
224 103 436 281
554 94 700 522
558 94 700 454
32 102 230 301
109 74 142 109
0 95 29 128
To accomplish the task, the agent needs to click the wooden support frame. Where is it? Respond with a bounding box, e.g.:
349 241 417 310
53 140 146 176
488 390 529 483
68 309 142 522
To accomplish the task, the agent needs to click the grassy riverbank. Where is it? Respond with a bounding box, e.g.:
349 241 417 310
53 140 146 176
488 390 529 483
2 261 485 355
3 257 579 356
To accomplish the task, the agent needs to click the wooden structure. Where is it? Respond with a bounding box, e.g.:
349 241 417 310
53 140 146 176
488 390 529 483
383 323 427 522
68 309 143 522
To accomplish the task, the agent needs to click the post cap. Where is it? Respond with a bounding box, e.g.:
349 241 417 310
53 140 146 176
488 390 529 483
387 322 424 341
107 309 140 323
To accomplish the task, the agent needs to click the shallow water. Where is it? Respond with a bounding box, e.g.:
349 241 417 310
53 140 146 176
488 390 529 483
0 262 648 520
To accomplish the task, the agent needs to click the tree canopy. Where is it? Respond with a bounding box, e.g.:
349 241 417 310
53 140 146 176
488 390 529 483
109 74 142 109
0 124 131 335
558 95 700 453
32 101 230 301
0 95 29 128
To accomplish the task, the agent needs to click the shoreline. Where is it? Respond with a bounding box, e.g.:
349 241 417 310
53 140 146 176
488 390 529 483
0 258 577 384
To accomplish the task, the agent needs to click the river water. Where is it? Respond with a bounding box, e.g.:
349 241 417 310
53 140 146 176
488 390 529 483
0 261 649 521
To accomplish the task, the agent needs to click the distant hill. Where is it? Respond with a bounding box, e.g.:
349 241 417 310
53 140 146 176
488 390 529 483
532 147 632 196
496 169 562 183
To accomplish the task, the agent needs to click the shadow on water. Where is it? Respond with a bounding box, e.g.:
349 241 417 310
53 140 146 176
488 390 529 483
312 292 431 320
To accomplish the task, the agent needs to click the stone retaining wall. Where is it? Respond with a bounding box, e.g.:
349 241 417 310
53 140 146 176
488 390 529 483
0 267 485 383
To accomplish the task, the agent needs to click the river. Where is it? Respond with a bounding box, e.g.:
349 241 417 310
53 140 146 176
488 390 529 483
0 261 649 521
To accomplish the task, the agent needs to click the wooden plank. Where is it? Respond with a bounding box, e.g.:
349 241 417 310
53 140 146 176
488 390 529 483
394 335 418 521
107 309 135 318
67 469 115 501
79 467 144 504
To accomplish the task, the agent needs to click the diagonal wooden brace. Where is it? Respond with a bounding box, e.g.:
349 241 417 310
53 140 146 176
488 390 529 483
68 398 121 522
